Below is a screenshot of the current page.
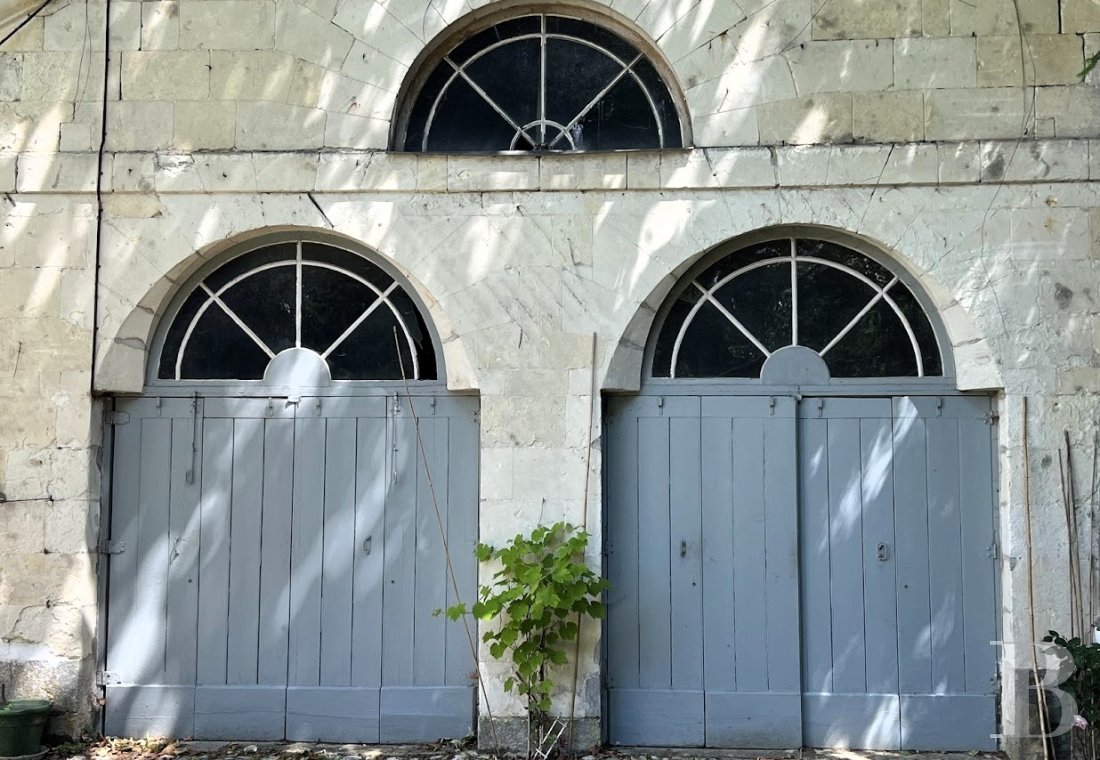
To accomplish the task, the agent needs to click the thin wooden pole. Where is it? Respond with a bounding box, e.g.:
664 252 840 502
565 333 598 754
392 330 501 752
1023 397 1051 760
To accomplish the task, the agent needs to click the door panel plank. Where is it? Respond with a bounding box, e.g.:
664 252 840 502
763 404 800 693
637 416 672 690
286 687 380 742
135 417 172 685
379 686 475 743
445 411 478 687
353 417 387 689
382 416 417 687
227 418 264 686
258 419 294 686
289 416 326 687
799 416 832 696
700 417 735 694
669 416 703 691
321 417 357 687
959 416 998 695
926 417 966 695
803 693 901 749
607 403 641 692
193 685 286 740
893 415 933 695
900 694 997 750
707 692 803 748
413 417 448 687
166 414 202 688
198 417 233 686
609 689 704 747
826 417 867 694
860 416 899 695
731 417 767 693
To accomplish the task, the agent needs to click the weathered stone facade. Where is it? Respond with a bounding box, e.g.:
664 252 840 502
0 0 1098 752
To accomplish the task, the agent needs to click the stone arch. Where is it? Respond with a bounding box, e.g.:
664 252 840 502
94 226 478 393
604 224 1001 393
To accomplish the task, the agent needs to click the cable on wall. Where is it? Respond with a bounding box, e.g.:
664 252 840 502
89 0 111 394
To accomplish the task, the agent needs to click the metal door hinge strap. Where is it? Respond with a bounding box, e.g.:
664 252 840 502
987 541 999 559
97 539 125 555
104 410 130 426
95 671 121 686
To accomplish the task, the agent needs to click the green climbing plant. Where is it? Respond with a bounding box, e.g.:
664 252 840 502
444 522 609 722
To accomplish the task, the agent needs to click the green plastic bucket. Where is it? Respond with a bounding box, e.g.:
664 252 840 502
0 700 51 757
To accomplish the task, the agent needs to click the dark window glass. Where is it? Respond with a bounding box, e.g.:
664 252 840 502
675 301 766 379
651 238 944 380
300 265 374 353
178 305 271 380
219 265 296 354
159 289 206 379
425 77 521 152
157 243 438 381
796 261 876 352
825 300 918 377
403 14 682 152
890 284 943 376
204 242 297 292
711 263 792 352
798 238 894 289
544 38 623 133
570 75 660 151
464 39 540 129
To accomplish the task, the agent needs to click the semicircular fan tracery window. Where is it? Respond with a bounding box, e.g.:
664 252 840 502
157 242 437 382
652 238 944 380
400 13 684 152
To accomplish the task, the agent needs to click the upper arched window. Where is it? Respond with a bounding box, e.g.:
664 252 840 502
156 241 437 383
396 12 685 152
651 238 945 381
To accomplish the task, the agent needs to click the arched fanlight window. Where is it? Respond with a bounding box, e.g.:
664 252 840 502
652 238 944 381
397 12 685 152
157 241 437 382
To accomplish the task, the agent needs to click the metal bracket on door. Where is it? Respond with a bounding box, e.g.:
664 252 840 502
363 536 372 555
814 398 824 417
877 542 890 562
769 397 776 415
186 393 199 485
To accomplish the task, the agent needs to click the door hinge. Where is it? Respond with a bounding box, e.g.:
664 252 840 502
95 670 121 686
985 411 999 426
987 540 999 560
104 410 130 426
97 539 125 555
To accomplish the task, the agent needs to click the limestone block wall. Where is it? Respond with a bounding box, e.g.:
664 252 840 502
0 0 1098 749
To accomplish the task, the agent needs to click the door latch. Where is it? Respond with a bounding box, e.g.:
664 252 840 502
877 542 890 562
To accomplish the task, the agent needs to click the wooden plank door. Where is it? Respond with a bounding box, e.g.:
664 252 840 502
605 395 801 748
104 397 204 738
799 397 901 749
285 394 479 742
798 396 997 751
193 397 296 740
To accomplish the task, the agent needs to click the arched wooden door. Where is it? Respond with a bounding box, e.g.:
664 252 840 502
102 239 479 742
604 234 999 751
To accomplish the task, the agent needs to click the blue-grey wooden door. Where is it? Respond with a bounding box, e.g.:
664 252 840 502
799 396 997 751
605 395 802 748
605 394 997 750
103 394 478 742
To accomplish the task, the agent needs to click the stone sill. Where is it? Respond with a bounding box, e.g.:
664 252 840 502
2 139 1096 195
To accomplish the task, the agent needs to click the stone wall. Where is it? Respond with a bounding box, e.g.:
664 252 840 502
0 0 1098 751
